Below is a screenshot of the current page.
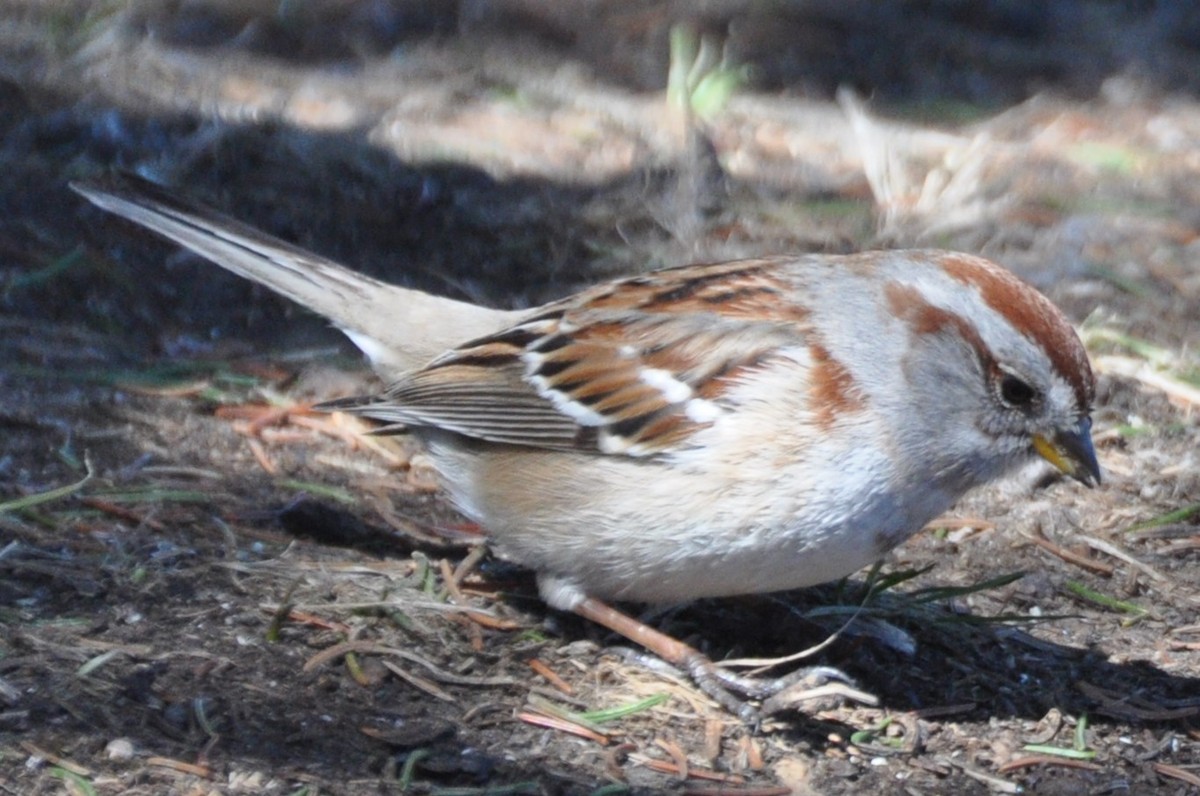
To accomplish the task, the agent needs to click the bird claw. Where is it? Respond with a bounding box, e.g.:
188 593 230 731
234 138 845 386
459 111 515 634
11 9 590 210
586 602 875 724
686 656 877 724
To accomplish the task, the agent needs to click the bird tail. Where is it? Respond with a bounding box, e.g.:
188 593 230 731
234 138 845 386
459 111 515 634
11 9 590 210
71 174 517 378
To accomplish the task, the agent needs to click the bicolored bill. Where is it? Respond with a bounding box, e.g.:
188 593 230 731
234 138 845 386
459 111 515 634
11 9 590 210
1032 417 1101 487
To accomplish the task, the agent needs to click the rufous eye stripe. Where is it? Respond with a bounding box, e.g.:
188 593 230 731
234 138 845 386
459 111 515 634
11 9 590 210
933 253 1094 410
885 282 994 369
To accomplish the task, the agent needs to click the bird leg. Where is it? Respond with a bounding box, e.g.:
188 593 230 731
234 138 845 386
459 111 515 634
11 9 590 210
572 597 872 722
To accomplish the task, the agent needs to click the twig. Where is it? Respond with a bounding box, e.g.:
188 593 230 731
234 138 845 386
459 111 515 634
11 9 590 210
1152 762 1200 788
78 496 166 531
942 758 1021 794
655 737 689 781
629 753 744 783
18 741 91 776
1023 530 1115 576
245 437 278 474
303 640 521 687
450 545 489 588
146 757 212 778
381 659 456 703
516 711 609 744
997 755 1103 773
1079 535 1168 582
528 659 574 695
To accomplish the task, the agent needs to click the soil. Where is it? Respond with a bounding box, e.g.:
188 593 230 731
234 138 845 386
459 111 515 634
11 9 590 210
1 2 1198 794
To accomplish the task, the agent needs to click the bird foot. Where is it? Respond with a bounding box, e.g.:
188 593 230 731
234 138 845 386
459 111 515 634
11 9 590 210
573 597 877 725
688 655 878 723
615 647 877 724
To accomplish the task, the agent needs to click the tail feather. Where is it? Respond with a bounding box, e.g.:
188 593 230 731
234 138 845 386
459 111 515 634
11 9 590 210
71 174 519 379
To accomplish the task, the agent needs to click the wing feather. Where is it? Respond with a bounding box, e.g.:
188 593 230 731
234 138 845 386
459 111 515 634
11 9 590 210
326 258 811 456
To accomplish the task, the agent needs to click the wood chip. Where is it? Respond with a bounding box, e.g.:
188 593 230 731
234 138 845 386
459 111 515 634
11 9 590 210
703 719 723 765
741 735 765 771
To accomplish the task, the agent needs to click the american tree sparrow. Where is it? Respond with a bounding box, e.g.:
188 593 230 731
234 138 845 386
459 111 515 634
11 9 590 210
73 176 1100 719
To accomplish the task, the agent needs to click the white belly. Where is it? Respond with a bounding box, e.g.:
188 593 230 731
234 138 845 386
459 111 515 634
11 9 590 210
427 435 958 611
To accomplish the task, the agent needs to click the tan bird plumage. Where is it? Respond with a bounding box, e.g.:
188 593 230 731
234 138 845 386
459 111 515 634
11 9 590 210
73 174 1100 720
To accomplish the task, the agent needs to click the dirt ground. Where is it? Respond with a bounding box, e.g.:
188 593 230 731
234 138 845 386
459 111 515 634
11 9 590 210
1 2 1199 794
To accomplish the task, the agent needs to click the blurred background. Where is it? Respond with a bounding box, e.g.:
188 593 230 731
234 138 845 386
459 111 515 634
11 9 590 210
2 2 1198 794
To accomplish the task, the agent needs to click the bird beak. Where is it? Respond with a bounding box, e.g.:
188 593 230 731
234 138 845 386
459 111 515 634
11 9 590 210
1032 418 1101 487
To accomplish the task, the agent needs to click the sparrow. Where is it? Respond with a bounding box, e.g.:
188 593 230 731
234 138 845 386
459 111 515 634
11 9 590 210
72 174 1100 719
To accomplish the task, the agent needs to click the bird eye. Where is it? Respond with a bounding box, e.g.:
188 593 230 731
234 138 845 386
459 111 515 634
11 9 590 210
999 373 1038 408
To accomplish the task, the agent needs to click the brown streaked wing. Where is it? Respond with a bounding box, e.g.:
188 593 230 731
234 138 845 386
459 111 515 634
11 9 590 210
338 258 811 455
338 339 587 449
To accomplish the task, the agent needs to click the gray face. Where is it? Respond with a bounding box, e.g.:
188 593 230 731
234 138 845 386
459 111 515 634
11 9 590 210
798 250 1096 492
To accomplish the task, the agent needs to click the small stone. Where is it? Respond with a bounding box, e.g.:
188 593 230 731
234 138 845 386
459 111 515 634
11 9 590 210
105 738 135 761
